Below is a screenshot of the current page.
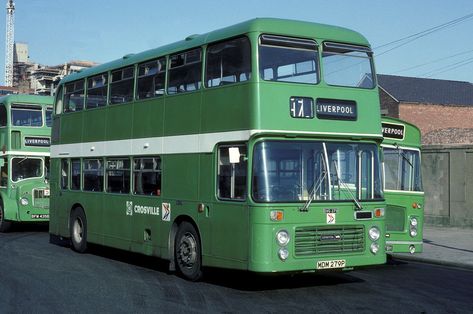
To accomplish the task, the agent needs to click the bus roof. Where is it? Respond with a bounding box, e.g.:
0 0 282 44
382 116 422 148
61 18 371 84
0 94 54 107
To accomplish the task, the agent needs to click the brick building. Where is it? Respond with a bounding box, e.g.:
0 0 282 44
378 74 473 145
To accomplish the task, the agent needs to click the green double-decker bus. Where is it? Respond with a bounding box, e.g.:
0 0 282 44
382 117 424 254
0 94 53 232
50 18 386 280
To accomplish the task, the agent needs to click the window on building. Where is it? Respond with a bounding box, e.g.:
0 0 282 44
133 157 161 196
137 58 166 99
106 158 130 193
86 73 108 109
206 37 251 87
110 67 135 104
168 49 202 94
64 80 85 113
71 159 81 190
217 144 247 200
83 159 104 192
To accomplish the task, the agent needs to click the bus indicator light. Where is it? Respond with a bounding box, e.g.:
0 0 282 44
270 210 284 221
374 208 385 217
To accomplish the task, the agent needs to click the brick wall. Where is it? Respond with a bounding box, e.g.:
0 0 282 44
399 103 473 144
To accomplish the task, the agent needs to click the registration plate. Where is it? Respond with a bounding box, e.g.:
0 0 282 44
316 259 346 269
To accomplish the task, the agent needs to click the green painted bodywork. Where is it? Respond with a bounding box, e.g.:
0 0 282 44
0 94 53 223
382 117 424 254
50 18 386 273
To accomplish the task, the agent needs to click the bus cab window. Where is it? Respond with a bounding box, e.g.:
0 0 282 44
218 145 247 200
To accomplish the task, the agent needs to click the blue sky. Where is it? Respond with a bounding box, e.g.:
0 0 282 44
2 0 473 83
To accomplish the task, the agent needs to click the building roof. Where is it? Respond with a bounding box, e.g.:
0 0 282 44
377 74 473 106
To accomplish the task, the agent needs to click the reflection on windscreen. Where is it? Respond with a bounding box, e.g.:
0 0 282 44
252 141 383 203
12 157 43 182
322 42 374 88
384 148 423 191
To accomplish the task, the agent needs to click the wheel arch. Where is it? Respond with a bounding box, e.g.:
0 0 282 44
168 214 201 272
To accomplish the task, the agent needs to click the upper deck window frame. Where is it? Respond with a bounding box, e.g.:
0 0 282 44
321 41 376 89
86 72 109 109
258 34 320 85
205 36 252 88
63 80 85 113
11 104 44 127
167 48 202 95
136 57 167 100
110 66 135 105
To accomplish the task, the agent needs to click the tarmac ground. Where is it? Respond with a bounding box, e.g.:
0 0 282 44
392 225 473 269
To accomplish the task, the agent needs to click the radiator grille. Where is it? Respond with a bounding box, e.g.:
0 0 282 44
33 189 50 209
295 225 365 257
386 205 406 232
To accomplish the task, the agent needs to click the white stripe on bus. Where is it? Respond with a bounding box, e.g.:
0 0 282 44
51 129 382 158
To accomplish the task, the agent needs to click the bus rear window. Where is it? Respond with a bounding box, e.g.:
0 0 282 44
259 34 318 84
11 105 43 127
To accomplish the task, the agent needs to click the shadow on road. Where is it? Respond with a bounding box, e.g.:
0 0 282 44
201 268 365 291
6 222 49 233
79 243 366 291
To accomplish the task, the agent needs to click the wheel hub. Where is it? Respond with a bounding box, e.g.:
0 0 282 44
178 232 197 267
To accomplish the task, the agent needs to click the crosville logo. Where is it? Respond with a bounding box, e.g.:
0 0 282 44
125 201 160 216
126 201 133 216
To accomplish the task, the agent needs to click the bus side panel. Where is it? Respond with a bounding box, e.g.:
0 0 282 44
201 84 252 133
0 189 18 221
132 98 164 139
106 103 133 141
59 112 83 145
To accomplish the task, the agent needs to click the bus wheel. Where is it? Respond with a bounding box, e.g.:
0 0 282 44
175 221 203 281
0 205 12 233
70 207 87 253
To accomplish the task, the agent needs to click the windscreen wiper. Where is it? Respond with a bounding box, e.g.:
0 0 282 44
332 161 363 210
300 169 327 212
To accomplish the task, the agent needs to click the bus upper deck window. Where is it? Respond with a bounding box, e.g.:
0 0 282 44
259 34 318 84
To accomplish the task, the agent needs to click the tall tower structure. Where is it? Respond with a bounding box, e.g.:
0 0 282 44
4 0 15 87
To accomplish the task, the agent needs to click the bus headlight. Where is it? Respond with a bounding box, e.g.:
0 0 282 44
278 247 289 261
368 227 380 241
20 197 29 206
410 217 418 237
276 230 290 246
370 242 380 254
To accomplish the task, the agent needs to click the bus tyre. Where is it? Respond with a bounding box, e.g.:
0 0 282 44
175 221 203 281
70 207 88 253
0 205 12 233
